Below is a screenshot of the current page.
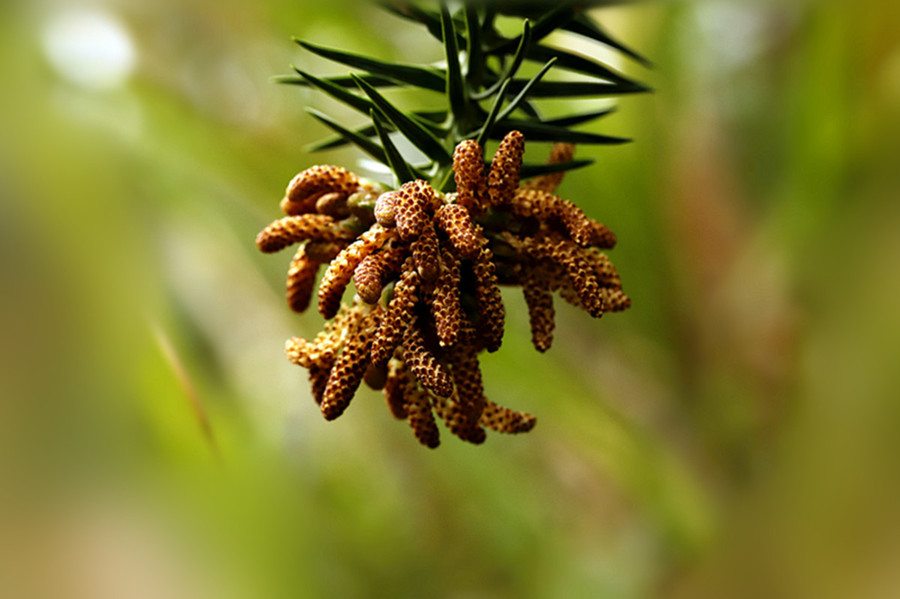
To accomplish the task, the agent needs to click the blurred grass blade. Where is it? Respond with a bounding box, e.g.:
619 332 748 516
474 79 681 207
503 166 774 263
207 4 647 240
353 74 453 165
372 110 415 185
495 58 557 123
295 39 446 92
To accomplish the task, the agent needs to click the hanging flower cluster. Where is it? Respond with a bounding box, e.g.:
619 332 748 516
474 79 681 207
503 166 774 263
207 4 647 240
256 132 630 448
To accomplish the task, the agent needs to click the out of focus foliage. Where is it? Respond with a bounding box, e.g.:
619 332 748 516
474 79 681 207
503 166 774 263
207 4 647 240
1 0 899 597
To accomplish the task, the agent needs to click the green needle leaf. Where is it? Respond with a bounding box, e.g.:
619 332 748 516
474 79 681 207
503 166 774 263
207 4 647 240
507 79 651 98
465 4 484 87
441 1 467 123
295 39 446 93
309 110 452 152
275 73 398 89
476 78 511 148
488 5 574 54
291 66 374 116
495 57 557 123
305 108 388 165
352 74 453 166
380 2 465 46
565 15 653 68
542 108 617 128
308 126 378 152
471 19 531 101
371 110 415 186
492 120 631 145
520 159 594 179
526 45 640 87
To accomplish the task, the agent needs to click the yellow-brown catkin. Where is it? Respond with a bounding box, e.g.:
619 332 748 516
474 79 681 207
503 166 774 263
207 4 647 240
453 140 488 214
318 225 392 319
432 393 486 445
510 188 596 247
406 386 440 449
308 364 331 406
588 220 617 249
285 337 319 369
393 180 434 241
403 327 454 398
314 191 350 218
584 251 622 287
521 274 555 353
282 165 359 215
363 361 388 391
525 237 606 318
256 215 345 254
411 223 441 283
370 263 420 368
488 130 525 207
374 191 400 227
383 359 411 420
285 304 365 369
428 249 463 347
286 246 320 313
305 240 346 263
472 246 505 352
320 310 379 421
599 288 631 313
524 142 576 194
435 204 483 259
447 349 487 443
353 245 405 305
479 399 537 434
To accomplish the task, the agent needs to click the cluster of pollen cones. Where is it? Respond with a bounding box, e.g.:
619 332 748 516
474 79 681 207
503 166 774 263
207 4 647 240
256 131 630 448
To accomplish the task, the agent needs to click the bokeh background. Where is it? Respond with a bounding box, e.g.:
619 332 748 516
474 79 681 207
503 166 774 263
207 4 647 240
1 0 899 597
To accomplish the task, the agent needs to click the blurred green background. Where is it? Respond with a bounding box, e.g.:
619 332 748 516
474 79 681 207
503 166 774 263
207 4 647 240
1 0 899 597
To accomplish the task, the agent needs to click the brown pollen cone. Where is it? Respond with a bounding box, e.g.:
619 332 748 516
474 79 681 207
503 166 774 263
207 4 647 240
403 326 454 399
453 140 488 214
480 399 537 434
370 261 420 369
488 130 525 207
354 245 405 305
286 246 320 313
318 225 393 319
471 246 505 352
383 359 411 420
320 309 380 421
393 180 434 241
282 165 359 215
256 214 348 254
435 204 483 260
259 130 629 448
405 385 441 449
521 270 555 353
427 248 464 348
